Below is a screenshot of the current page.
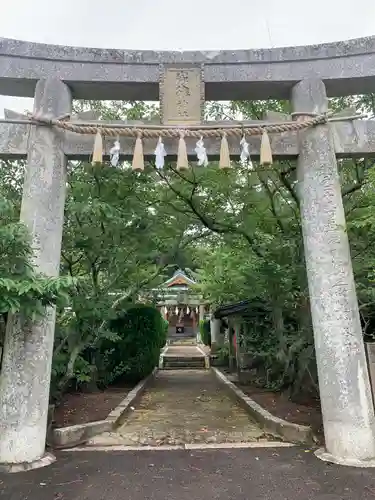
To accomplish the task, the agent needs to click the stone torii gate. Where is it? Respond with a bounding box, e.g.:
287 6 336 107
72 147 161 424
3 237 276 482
1 36 375 469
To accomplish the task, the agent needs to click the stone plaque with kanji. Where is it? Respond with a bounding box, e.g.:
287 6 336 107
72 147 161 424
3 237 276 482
160 65 204 125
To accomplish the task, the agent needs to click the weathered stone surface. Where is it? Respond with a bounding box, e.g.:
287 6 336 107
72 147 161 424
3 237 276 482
1 120 375 160
163 345 204 358
161 345 207 370
263 111 292 122
0 78 71 466
212 368 314 444
52 421 113 448
291 78 375 464
0 123 28 158
0 452 56 474
160 66 203 125
51 369 157 448
1 36 375 99
3 109 26 120
88 370 273 447
73 110 100 121
366 343 375 407
210 318 221 352
108 368 158 426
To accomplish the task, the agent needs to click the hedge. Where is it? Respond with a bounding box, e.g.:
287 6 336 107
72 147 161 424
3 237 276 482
99 304 166 385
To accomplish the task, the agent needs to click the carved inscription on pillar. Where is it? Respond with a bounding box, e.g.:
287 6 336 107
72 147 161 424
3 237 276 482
160 65 204 125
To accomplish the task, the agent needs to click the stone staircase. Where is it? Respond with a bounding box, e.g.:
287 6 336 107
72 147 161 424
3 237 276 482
163 355 206 370
160 345 208 370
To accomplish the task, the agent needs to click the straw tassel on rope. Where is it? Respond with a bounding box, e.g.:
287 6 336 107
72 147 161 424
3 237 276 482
177 131 189 171
92 129 103 165
219 132 231 169
132 132 144 171
260 129 273 166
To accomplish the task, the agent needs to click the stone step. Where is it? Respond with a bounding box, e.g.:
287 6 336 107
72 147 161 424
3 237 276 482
163 364 206 370
163 362 205 368
168 334 196 339
164 356 204 362
162 357 206 370
169 336 196 340
168 338 197 345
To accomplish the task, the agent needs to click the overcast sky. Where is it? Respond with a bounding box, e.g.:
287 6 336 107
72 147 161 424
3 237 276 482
1 0 375 115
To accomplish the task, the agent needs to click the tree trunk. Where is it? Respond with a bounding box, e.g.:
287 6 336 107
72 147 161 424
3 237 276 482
271 302 284 341
56 343 82 395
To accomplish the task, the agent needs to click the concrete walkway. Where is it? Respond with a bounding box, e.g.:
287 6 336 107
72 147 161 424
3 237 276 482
2 448 375 499
87 370 275 447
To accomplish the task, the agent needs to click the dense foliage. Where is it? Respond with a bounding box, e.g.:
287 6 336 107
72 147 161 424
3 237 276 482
199 319 211 347
159 96 375 399
2 94 375 404
99 305 167 385
0 174 73 346
0 101 203 400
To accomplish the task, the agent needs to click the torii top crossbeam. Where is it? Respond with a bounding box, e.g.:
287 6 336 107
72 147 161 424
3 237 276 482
1 37 375 161
1 36 375 101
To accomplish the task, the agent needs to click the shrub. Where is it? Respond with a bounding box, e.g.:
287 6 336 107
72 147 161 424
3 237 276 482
216 345 229 365
160 318 168 348
99 304 165 385
200 319 211 346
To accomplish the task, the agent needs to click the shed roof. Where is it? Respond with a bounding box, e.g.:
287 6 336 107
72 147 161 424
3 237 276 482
213 300 269 319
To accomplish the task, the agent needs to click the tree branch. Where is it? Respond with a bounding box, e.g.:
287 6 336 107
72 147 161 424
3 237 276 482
156 169 265 259
257 173 285 233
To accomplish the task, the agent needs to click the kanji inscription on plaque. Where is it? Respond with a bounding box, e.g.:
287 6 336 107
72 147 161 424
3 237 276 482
160 65 204 125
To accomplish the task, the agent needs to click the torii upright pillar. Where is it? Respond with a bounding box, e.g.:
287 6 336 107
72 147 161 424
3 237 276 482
0 78 71 471
291 78 375 466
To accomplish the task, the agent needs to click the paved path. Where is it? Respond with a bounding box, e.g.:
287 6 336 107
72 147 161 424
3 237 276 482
87 370 273 447
2 448 375 499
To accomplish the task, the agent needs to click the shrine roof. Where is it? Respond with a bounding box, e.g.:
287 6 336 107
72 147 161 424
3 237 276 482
161 270 196 288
